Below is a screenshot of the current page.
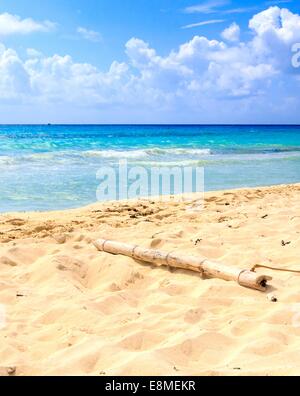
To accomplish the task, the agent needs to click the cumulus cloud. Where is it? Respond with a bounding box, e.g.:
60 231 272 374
0 46 31 101
249 6 300 71
26 48 43 58
0 6 299 121
77 27 102 42
249 6 300 39
0 13 55 36
221 22 240 41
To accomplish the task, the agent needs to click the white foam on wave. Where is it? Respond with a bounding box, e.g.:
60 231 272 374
0 156 16 165
135 159 212 167
2 148 300 168
82 150 148 159
83 148 212 159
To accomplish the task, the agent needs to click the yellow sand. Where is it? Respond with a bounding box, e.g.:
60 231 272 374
0 184 300 376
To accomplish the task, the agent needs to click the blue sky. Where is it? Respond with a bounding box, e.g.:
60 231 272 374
0 0 299 123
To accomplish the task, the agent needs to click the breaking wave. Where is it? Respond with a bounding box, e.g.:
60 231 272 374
1 146 300 168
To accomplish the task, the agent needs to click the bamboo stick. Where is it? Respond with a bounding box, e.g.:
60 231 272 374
93 239 272 292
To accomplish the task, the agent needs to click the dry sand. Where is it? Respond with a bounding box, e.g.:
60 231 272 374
0 184 300 376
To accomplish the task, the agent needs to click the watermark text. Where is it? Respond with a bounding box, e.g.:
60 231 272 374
96 160 204 211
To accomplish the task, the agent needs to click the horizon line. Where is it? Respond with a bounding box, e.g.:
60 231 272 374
0 124 300 127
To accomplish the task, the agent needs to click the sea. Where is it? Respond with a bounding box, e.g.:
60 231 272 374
0 125 300 212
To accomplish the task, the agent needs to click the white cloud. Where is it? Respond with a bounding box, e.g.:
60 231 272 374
0 13 55 36
223 7 259 15
221 22 240 41
185 2 259 15
0 6 299 122
184 0 229 14
249 6 300 70
26 48 43 58
0 46 31 101
182 19 225 29
125 38 158 68
77 27 102 42
249 6 300 40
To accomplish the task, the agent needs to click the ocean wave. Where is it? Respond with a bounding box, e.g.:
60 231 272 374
82 149 150 159
0 148 212 164
1 146 300 167
146 148 211 156
0 156 16 165
82 148 212 159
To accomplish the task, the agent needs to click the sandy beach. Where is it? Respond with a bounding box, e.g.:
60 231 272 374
1 183 300 376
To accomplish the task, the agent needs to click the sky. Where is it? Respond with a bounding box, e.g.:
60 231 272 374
0 0 300 123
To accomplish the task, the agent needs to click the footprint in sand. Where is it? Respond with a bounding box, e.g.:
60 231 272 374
5 219 26 226
0 256 18 267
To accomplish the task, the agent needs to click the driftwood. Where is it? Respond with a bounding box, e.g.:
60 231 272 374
94 239 272 292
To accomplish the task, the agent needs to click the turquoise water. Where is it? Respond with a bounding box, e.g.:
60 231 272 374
0 125 300 212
